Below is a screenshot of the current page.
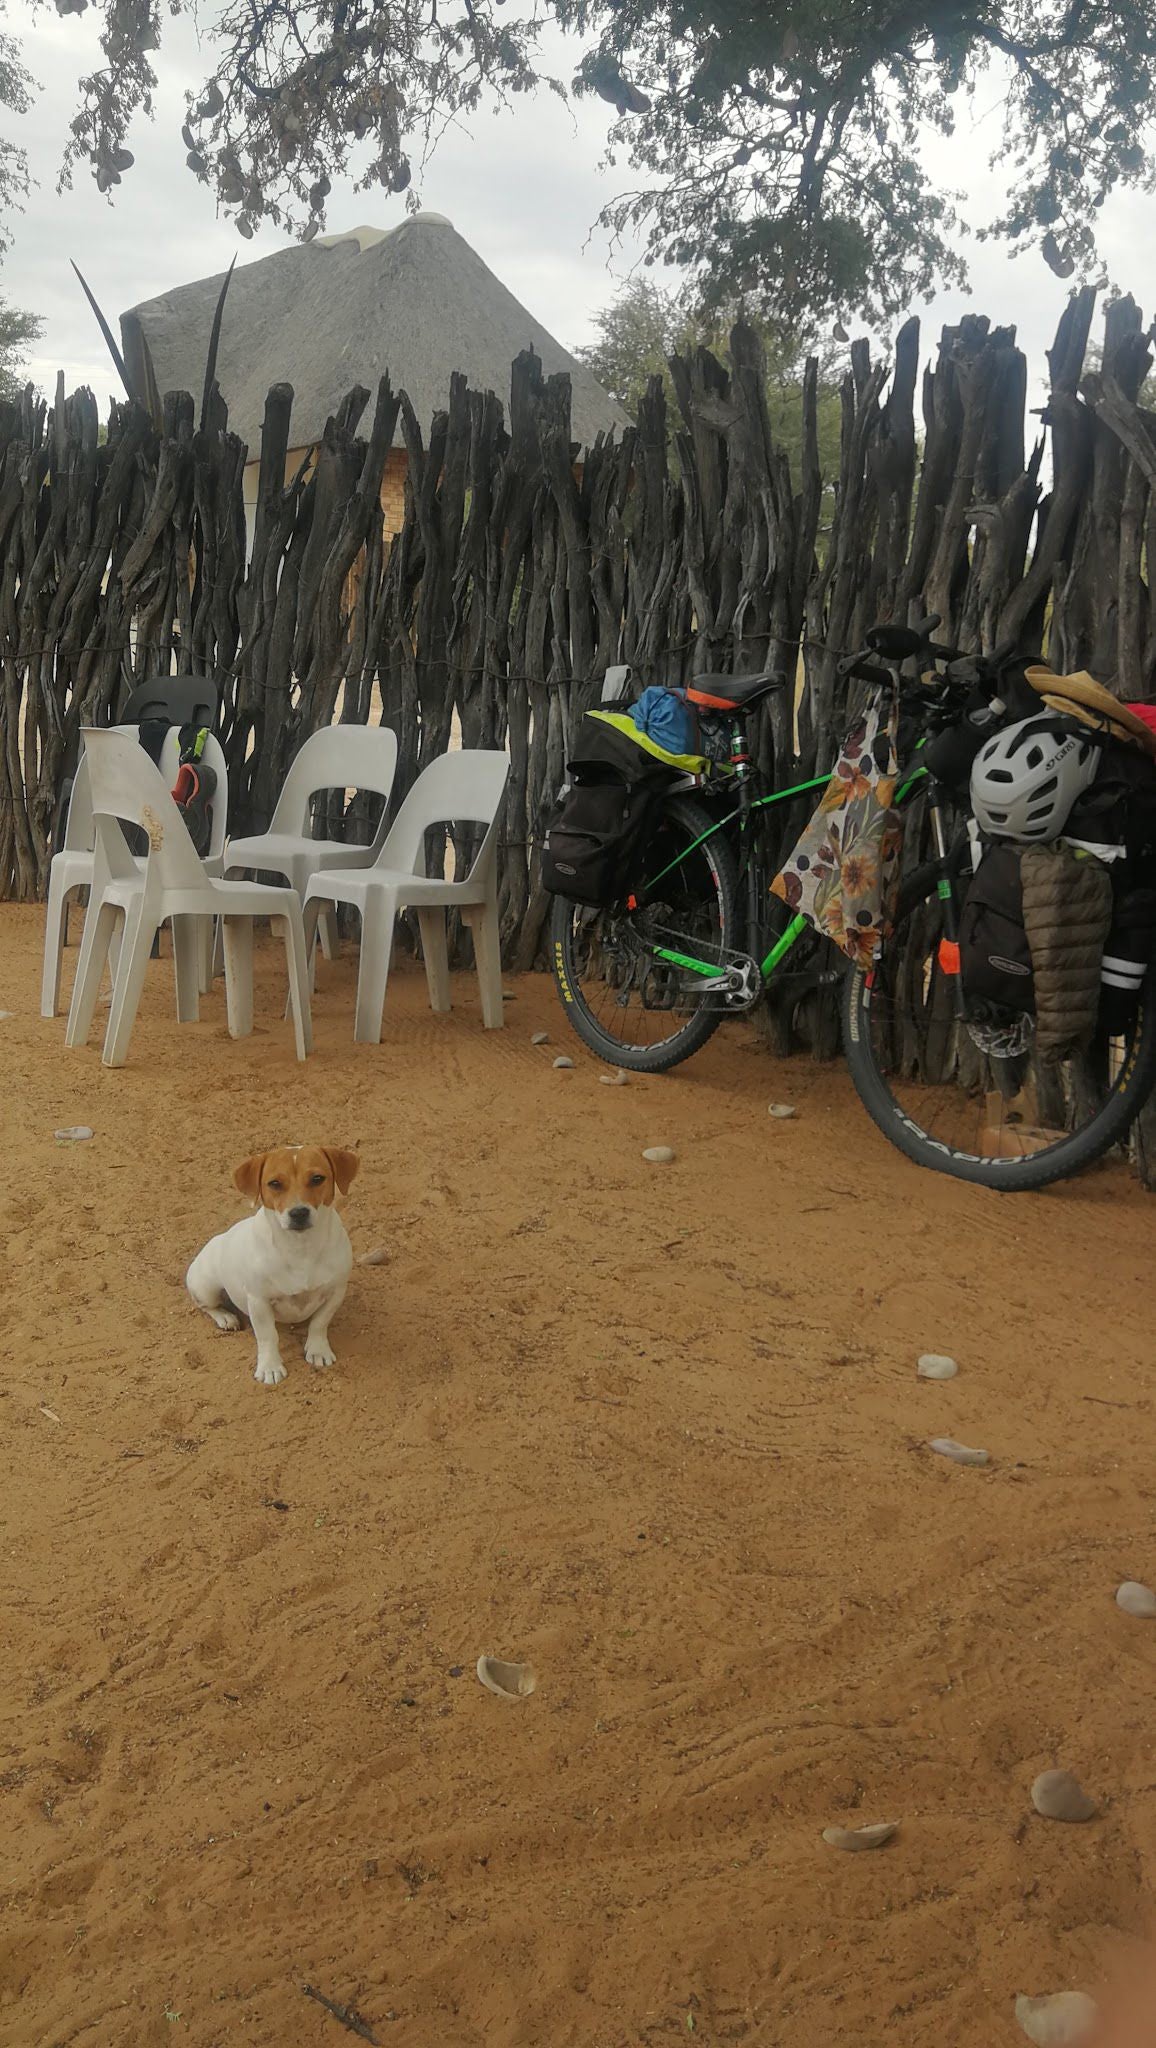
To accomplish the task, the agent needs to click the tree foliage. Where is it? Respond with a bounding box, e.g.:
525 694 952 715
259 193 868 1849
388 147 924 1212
15 0 1156 316
0 31 35 258
0 296 44 399
566 0 1156 321
41 0 552 245
575 275 844 501
574 278 682 417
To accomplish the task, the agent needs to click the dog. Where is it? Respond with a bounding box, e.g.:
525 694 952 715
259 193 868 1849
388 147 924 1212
187 1146 360 1386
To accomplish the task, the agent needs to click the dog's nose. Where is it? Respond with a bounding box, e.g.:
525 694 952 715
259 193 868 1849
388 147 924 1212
287 1205 312 1230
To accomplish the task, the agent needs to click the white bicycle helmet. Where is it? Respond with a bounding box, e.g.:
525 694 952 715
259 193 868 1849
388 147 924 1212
969 715 1098 842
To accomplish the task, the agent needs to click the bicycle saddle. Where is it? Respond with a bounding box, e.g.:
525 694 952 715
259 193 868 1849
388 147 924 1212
686 671 789 712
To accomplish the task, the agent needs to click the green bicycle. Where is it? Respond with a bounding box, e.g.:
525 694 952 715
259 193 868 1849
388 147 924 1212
550 621 1156 1191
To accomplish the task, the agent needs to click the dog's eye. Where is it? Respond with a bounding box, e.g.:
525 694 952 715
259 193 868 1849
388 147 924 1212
266 1179 283 1191
308 1173 326 1187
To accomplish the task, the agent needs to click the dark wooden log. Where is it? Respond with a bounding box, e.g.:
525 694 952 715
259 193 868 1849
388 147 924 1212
997 290 1096 648
1 296 1155 1182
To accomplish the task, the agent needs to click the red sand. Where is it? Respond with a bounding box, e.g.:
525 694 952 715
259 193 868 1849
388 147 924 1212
1 902 1154 2047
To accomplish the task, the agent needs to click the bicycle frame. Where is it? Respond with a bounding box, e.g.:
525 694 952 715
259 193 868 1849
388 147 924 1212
640 746 934 989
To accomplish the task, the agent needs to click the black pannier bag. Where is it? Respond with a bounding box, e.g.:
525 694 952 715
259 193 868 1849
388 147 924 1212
1063 737 1156 1031
958 845 1035 1021
1065 734 1156 861
541 714 682 908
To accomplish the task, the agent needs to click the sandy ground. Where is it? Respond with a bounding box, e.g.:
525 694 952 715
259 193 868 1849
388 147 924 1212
1 901 1155 2048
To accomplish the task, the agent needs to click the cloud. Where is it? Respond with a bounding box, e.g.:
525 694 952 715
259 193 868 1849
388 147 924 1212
1 5 646 399
3 6 1154 411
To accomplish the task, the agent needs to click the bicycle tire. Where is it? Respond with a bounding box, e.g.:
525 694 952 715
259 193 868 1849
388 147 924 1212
550 792 740 1073
842 861 1156 1190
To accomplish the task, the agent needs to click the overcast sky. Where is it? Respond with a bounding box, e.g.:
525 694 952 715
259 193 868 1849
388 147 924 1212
4 3 1156 416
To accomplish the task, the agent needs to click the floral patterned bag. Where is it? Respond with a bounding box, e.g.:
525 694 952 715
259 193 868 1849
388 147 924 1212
771 690 905 969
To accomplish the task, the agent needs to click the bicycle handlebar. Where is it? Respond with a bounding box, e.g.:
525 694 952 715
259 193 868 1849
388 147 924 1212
840 622 1025 702
838 657 896 687
863 613 943 661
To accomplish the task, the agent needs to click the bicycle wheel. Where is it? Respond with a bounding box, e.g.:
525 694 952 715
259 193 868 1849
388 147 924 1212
550 792 740 1072
843 862 1156 1189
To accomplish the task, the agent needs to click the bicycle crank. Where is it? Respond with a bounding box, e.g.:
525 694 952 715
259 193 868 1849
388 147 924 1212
648 940 764 1011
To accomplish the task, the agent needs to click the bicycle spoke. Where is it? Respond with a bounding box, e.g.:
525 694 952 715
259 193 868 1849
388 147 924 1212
566 905 727 1050
859 887 1140 1168
553 795 737 1066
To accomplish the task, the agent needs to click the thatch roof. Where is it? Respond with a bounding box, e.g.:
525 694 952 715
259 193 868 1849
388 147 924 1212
120 216 628 456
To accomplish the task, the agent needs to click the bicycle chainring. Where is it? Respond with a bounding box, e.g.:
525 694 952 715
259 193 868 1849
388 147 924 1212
641 927 763 1012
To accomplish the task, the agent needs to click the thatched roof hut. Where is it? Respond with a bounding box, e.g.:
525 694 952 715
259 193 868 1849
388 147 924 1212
121 216 626 526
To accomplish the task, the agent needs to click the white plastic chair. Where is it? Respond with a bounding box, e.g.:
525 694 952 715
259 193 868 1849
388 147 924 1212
65 729 311 1068
303 750 510 1043
222 724 399 962
42 728 228 1017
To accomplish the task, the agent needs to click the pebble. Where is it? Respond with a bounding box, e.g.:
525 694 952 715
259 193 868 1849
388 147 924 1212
1031 1769 1098 1823
917 1353 959 1380
1116 1580 1156 1618
357 1247 388 1267
54 1126 94 1142
502 988 516 998
553 1056 575 1070
768 1103 797 1120
1015 1993 1098 2046
928 1437 989 1467
642 1146 676 1164
599 1070 629 1087
0 1010 12 1020
822 1822 899 1853
531 1031 549 1045
476 1655 537 1700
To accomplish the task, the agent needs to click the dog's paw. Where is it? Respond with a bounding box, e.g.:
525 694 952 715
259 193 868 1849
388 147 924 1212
304 1337 336 1370
210 1309 241 1333
254 1357 287 1387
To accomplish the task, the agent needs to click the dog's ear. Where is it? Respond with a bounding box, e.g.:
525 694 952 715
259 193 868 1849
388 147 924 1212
324 1148 360 1197
233 1154 266 1204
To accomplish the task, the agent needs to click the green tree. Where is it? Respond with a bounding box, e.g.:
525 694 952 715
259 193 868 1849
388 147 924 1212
0 297 43 399
574 278 682 416
15 0 1156 318
568 0 1156 321
576 276 844 494
0 30 35 258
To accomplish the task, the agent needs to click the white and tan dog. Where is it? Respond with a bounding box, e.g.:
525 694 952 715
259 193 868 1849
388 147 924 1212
187 1146 360 1386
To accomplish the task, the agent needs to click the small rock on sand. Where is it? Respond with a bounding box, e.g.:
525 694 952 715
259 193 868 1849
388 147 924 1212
553 1056 575 1070
531 1031 549 1045
1015 1993 1098 2046
1031 1770 1098 1823
917 1354 958 1380
54 1126 94 1142
1116 1580 1156 1618
0 1010 13 1020
822 1822 899 1853
599 1070 629 1087
928 1437 989 1467
358 1247 388 1267
768 1103 796 1119
642 1146 676 1164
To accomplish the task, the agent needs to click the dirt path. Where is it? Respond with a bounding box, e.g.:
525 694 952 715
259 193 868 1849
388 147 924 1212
1 904 1154 2047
